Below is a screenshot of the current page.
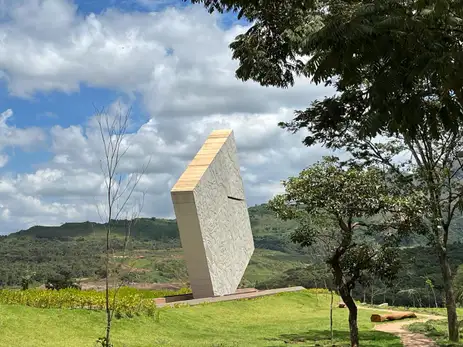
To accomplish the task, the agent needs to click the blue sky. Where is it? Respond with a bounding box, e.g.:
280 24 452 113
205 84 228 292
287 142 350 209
0 0 330 233
1 86 115 173
0 0 247 175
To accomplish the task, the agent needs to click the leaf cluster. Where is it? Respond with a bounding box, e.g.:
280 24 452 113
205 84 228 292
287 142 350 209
269 158 416 288
189 0 463 136
0 287 189 317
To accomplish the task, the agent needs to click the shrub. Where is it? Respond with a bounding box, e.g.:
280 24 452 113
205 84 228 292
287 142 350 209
0 287 190 317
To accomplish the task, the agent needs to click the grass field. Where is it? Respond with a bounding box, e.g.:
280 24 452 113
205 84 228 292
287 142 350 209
0 290 401 347
242 249 306 283
408 319 463 347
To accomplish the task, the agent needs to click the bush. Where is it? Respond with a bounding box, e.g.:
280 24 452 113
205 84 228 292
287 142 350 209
0 287 190 317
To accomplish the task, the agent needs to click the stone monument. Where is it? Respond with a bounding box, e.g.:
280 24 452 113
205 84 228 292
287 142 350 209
171 129 255 299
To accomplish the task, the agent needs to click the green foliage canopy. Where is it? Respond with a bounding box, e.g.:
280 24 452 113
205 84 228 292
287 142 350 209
269 157 414 289
189 0 463 136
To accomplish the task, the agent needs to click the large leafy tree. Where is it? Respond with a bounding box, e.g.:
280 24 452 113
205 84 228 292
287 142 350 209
188 0 463 341
269 157 415 347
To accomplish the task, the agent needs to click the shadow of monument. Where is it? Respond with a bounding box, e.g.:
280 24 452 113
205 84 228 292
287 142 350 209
264 330 402 346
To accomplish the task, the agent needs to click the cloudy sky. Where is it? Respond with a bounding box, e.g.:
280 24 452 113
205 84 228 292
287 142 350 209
0 0 333 234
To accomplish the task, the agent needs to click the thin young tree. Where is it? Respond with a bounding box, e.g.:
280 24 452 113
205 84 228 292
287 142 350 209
108 195 147 317
95 104 149 347
330 285 334 345
295 219 338 344
425 278 438 308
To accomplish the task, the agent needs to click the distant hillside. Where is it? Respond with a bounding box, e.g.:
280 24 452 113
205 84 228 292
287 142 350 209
13 203 463 245
3 203 463 308
13 218 179 241
0 204 308 288
10 204 311 255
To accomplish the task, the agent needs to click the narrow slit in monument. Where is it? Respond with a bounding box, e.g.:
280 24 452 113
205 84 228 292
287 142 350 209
227 196 244 202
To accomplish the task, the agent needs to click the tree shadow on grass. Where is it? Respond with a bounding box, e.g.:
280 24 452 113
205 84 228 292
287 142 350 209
264 330 402 346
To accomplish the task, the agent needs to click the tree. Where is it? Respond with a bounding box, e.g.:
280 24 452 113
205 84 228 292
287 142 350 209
95 104 149 347
188 0 463 342
361 276 389 305
187 0 463 135
20 270 35 291
425 278 438 308
282 116 463 342
397 288 421 308
453 264 463 305
268 157 413 347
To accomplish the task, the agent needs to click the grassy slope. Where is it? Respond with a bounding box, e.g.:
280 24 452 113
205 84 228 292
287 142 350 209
0 291 401 347
243 249 306 283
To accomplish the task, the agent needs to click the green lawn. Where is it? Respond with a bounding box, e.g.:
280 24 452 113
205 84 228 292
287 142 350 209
0 291 401 347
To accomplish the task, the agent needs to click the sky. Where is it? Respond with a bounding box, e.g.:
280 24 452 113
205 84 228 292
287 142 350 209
0 0 334 234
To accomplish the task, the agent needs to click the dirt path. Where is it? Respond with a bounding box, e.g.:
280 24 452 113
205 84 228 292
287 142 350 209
359 306 445 347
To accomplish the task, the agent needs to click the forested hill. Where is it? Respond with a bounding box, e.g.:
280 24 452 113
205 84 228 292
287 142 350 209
3 204 463 308
9 204 305 252
0 204 309 288
11 203 463 246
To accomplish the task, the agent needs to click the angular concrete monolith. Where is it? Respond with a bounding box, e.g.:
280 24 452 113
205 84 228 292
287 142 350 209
171 129 254 299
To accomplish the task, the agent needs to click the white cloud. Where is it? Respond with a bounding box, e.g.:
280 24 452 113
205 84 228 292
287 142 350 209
0 105 329 233
0 1 334 233
135 0 181 10
37 111 58 119
0 109 46 149
0 1 330 109
0 155 8 168
0 109 46 170
15 168 105 197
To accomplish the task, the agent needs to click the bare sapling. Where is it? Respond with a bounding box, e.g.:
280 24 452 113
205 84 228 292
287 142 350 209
95 103 150 347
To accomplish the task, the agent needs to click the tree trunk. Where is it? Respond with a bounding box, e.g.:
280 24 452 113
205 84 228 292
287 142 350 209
339 285 359 347
330 289 334 345
105 227 111 347
370 285 374 305
425 286 431 308
329 227 358 346
438 249 459 342
432 287 438 308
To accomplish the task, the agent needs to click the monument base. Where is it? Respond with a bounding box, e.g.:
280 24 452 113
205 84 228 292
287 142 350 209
154 286 305 308
154 288 257 305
